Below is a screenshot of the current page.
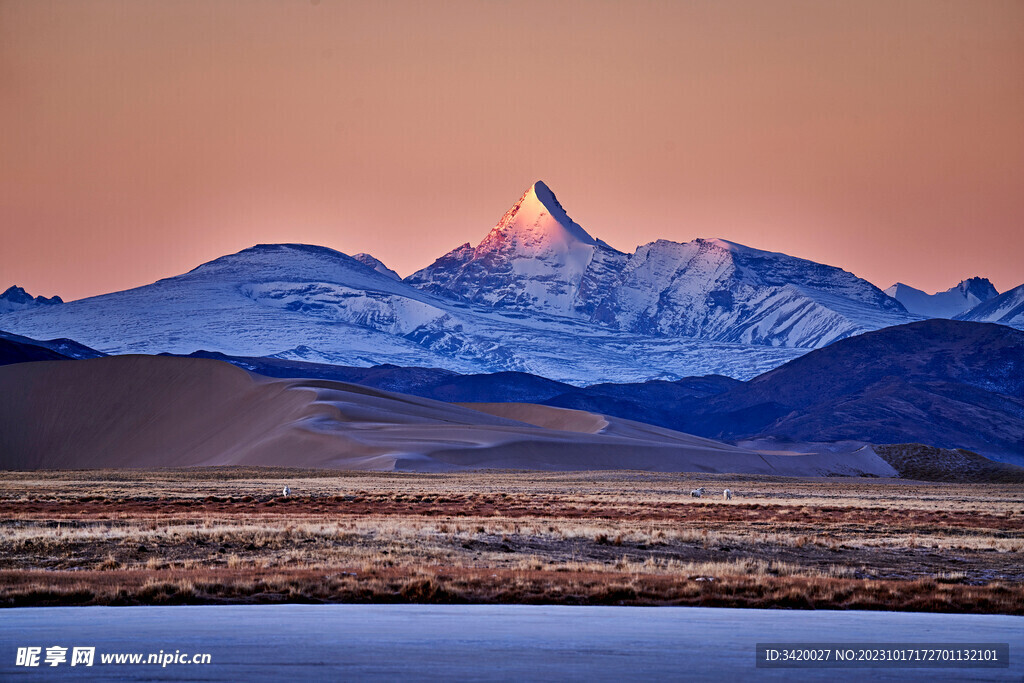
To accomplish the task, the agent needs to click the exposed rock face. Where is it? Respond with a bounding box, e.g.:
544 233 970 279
957 283 1024 330
0 285 62 314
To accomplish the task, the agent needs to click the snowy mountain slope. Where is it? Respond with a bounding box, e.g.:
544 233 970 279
0 245 477 370
0 243 803 384
592 238 915 348
956 283 1024 330
352 253 401 280
407 183 915 349
0 286 62 314
0 182 928 381
406 181 628 317
885 278 998 318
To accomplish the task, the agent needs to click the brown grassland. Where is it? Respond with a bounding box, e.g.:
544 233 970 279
1 468 1022 613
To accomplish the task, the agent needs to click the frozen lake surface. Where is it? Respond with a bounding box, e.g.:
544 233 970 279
1 604 1021 681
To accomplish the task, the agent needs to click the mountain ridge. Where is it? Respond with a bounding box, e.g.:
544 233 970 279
885 277 998 318
2 182 1007 384
0 285 63 314
956 283 1024 330
0 242 803 384
408 182 916 348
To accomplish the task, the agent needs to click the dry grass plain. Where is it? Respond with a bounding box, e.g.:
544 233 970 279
1 468 1022 613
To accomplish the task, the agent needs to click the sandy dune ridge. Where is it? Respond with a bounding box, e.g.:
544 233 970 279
1 355 896 476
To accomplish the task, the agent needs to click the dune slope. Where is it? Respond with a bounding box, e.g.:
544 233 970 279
1 355 897 476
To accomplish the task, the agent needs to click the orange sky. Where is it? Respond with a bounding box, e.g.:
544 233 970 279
2 0 1023 301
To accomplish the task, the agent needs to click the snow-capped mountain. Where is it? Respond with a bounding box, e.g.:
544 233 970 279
0 181 932 382
0 285 62 314
409 182 915 348
885 277 998 318
0 243 803 384
591 238 913 347
407 181 628 317
956 283 1024 330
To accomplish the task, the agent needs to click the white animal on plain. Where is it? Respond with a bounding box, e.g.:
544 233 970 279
282 486 290 497
689 487 706 498
723 489 732 500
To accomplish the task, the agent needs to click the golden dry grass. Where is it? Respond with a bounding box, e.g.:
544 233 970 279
1 468 1022 612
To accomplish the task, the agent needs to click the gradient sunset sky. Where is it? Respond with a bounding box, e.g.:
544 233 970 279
2 0 1022 301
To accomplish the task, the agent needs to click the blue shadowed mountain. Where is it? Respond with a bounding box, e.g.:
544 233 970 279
0 330 106 366
0 285 62 314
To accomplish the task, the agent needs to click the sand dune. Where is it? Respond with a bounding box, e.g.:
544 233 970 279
457 402 610 434
1 355 897 476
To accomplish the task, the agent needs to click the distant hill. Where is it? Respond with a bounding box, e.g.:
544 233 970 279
178 351 740 411
542 376 742 428
180 351 576 402
674 320 1024 464
0 337 72 366
178 351 461 395
874 444 1024 483
0 330 105 366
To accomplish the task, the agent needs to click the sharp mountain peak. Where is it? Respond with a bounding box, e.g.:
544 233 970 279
487 181 600 248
